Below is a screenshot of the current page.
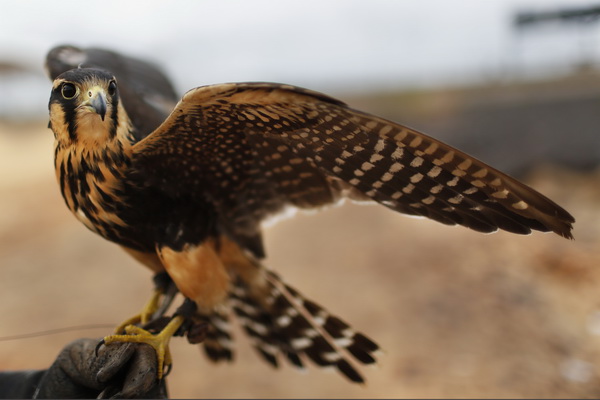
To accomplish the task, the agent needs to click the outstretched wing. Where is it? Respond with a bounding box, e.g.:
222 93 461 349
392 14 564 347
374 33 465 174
132 82 574 256
45 45 178 140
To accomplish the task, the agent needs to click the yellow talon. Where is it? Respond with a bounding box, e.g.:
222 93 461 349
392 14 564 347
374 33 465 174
114 289 163 333
103 315 185 379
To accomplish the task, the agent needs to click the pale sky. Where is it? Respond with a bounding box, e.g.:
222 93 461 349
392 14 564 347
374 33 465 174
1 0 599 117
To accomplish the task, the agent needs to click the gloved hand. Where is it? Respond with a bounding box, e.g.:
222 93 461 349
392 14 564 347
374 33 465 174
34 338 167 399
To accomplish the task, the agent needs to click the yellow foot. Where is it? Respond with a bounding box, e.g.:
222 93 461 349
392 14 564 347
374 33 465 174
103 315 185 379
114 289 163 334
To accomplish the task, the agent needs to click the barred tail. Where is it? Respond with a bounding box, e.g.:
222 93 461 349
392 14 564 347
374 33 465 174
228 269 380 383
191 308 234 363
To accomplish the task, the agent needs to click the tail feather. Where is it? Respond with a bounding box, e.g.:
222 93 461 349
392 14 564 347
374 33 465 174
228 283 282 368
227 269 379 383
194 309 234 363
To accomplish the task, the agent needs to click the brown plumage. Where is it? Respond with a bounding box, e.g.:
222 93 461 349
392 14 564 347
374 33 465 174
46 45 574 383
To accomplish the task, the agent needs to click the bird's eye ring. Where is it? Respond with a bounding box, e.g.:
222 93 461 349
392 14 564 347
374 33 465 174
61 83 77 99
108 80 117 96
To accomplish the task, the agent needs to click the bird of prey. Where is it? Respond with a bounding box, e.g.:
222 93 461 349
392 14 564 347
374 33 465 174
45 45 574 383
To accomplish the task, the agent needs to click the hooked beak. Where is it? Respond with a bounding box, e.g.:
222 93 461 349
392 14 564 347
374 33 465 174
81 86 107 121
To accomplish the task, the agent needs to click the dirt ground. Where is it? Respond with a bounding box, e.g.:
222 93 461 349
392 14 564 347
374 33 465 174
1 121 600 398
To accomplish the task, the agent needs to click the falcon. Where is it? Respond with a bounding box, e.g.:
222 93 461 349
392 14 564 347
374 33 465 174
45 45 574 383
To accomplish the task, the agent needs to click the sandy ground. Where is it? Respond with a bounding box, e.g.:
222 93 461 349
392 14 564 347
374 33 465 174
1 121 600 398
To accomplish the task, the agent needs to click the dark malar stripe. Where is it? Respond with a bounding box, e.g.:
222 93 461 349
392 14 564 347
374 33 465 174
61 103 78 143
108 94 119 139
58 161 68 203
61 160 80 212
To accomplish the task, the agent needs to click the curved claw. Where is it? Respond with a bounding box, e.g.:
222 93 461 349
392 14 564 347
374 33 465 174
95 339 106 357
163 362 173 378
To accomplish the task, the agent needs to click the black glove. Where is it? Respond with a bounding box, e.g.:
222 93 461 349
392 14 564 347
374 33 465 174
34 338 167 399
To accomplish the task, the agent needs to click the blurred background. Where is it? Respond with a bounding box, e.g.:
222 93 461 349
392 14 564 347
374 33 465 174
1 0 600 397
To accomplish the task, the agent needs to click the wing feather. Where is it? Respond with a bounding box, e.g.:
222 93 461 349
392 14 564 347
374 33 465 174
132 82 574 249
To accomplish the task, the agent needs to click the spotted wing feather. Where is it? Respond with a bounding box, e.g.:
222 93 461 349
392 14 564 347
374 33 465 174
133 83 574 248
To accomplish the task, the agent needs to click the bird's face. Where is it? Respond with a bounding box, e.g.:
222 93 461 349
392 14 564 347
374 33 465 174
49 68 123 145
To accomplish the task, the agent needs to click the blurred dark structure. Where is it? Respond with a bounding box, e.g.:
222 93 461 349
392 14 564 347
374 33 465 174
514 3 600 73
515 5 600 27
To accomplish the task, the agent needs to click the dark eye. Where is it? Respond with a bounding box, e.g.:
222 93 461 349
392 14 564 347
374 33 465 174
61 83 77 99
108 80 117 96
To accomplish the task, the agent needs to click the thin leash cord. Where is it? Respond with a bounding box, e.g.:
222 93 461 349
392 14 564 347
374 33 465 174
0 324 116 342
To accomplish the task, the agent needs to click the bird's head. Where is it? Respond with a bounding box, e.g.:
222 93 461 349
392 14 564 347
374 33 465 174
49 68 130 146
